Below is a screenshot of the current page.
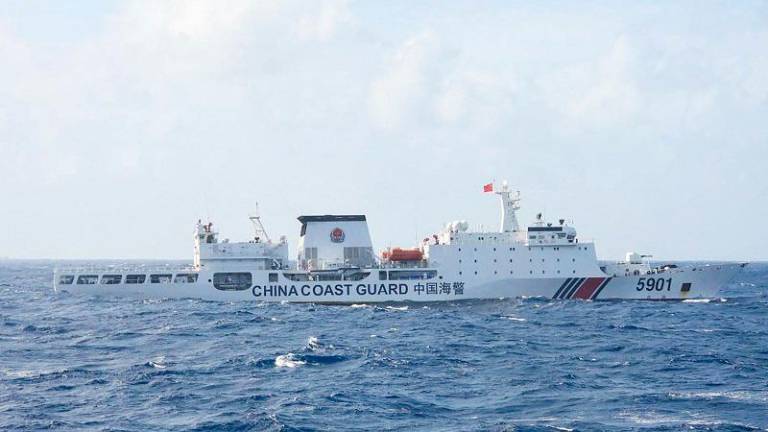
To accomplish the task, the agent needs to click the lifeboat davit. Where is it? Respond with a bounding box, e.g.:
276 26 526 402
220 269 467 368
382 248 423 262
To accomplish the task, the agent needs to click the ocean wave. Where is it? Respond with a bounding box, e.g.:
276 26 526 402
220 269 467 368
1 261 767 430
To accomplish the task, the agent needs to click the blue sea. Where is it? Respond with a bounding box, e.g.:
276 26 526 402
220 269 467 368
1 261 766 431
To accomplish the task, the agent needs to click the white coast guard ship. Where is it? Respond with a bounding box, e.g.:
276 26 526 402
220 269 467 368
53 183 745 302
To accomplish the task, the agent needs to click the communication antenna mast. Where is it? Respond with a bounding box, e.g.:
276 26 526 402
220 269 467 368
495 180 521 233
249 202 271 243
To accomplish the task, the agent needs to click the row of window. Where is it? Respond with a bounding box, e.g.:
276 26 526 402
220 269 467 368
457 269 578 276
379 270 438 280
455 246 589 252
457 258 577 264
59 273 199 285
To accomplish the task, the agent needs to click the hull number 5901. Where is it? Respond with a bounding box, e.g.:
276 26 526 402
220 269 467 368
636 277 673 291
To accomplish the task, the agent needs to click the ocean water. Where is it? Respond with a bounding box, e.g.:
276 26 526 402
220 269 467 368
1 261 766 432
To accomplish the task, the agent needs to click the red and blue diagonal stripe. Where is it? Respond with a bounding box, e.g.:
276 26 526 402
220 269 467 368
553 277 612 300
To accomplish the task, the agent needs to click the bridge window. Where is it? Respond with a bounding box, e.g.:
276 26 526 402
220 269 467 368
58 275 74 285
174 273 198 283
126 274 146 284
213 272 252 291
269 273 278 282
379 271 387 280
150 274 172 283
101 275 122 284
77 275 98 285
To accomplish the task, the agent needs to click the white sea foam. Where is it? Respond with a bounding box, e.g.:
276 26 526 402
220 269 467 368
386 306 408 311
307 336 320 350
668 391 768 402
148 356 166 369
275 353 306 368
502 316 526 322
683 298 711 303
349 304 369 308
1 368 36 378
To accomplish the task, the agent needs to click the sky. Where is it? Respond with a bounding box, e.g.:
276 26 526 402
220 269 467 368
0 0 766 261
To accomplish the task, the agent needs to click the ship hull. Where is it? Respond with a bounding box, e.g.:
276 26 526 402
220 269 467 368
54 263 744 303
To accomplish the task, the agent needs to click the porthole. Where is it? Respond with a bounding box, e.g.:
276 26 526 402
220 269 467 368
541 258 545 262
474 271 477 275
474 259 477 263
572 270 576 274
529 270 533 274
459 271 463 275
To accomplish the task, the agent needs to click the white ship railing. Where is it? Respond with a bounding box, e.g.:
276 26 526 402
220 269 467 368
54 263 198 274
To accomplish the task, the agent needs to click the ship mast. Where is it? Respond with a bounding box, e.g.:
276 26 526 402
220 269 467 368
496 181 521 233
249 203 271 243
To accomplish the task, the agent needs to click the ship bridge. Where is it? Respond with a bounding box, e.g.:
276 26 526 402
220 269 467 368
194 220 289 270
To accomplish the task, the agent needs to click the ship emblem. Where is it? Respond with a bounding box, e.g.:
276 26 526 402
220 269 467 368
330 227 345 243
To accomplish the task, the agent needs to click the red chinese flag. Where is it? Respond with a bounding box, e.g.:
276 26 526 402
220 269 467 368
483 183 493 193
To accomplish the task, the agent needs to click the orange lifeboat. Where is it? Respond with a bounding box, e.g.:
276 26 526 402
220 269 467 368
382 248 423 262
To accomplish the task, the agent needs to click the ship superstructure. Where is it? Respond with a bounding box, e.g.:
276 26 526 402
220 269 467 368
54 183 745 302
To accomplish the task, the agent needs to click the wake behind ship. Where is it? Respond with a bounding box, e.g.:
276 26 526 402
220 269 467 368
54 182 745 302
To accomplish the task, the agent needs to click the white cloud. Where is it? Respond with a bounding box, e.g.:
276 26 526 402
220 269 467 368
296 0 352 42
1 2 767 259
368 31 439 130
538 35 640 129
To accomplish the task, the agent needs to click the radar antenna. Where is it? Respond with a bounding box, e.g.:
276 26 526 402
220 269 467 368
249 202 271 243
